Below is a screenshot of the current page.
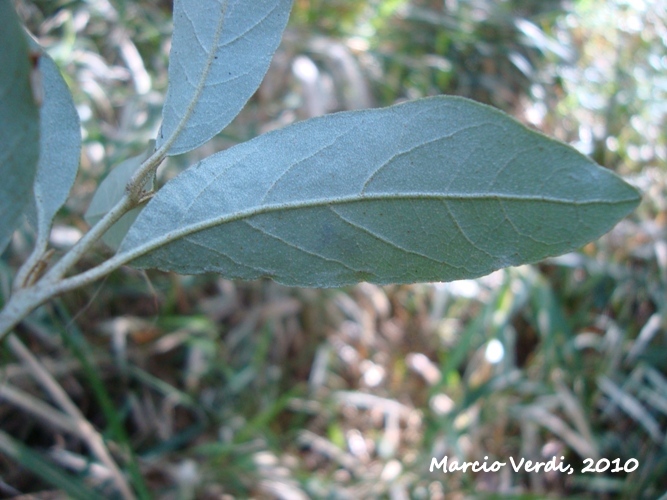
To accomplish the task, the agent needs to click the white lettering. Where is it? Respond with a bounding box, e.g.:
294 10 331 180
430 456 448 472
430 455 537 474
489 460 505 472
509 456 525 472
448 460 464 472
544 456 557 472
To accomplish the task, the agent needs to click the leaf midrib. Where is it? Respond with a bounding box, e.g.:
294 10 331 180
163 0 285 153
162 0 229 153
117 190 638 263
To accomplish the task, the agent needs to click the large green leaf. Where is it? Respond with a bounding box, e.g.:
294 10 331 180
28 42 81 245
157 0 292 156
0 4 40 254
118 96 640 287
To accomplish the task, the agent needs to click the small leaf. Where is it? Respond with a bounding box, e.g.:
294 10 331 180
85 143 154 250
27 40 81 245
0 4 40 254
118 96 640 287
157 0 292 156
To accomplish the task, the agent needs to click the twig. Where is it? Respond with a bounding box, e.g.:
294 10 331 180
0 383 80 436
6 334 136 500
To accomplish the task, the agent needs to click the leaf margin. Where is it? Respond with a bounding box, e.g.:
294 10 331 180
0 3 40 254
118 96 641 287
156 0 293 156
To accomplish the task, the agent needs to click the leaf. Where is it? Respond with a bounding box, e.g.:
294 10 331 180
0 4 40 254
157 0 292 156
85 143 154 250
117 96 641 287
27 40 81 246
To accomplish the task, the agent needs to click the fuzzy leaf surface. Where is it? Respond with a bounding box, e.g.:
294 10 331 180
119 96 641 287
0 5 40 254
28 43 81 244
157 0 292 156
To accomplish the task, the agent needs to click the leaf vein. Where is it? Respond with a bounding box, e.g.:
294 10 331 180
185 235 271 275
218 1 282 50
360 122 495 194
330 206 446 266
163 0 229 153
443 200 495 260
242 219 363 273
260 124 360 204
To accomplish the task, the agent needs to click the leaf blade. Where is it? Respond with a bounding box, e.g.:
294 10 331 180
157 0 292 156
119 96 640 287
28 43 81 245
0 4 40 254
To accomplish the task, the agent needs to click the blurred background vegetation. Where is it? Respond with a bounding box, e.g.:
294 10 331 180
2 0 666 497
